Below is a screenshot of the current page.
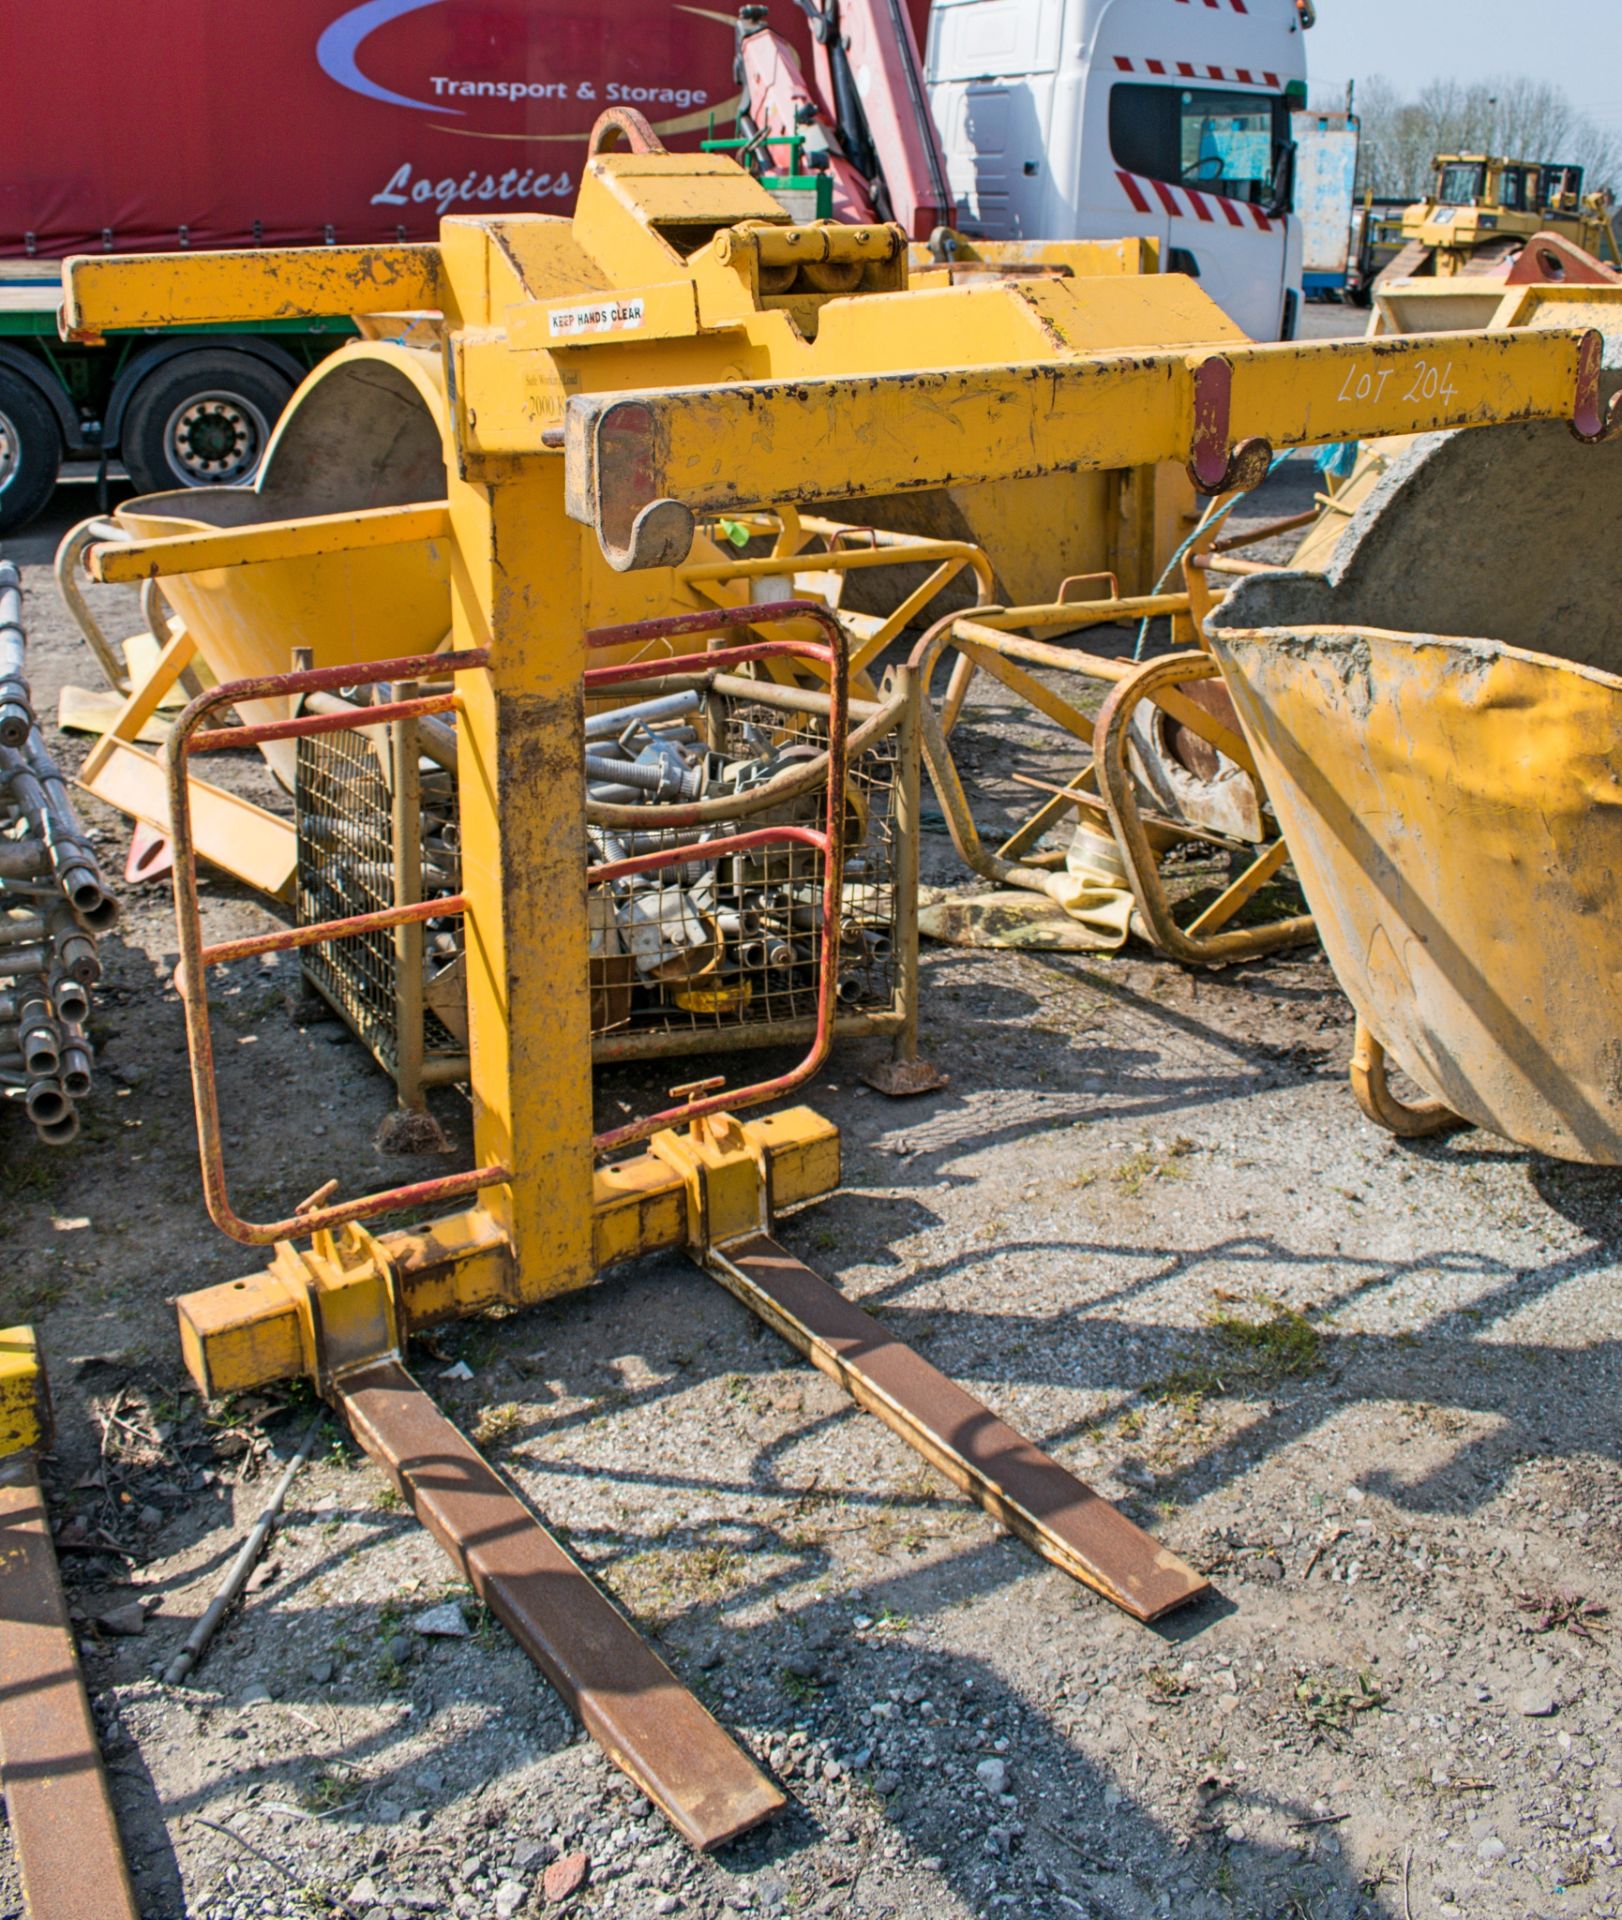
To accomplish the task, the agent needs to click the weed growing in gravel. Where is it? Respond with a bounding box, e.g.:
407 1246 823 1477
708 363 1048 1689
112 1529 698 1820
1559 1850 1596 1888
1143 1366 1224 1447
373 1483 402 1512
373 1597 412 1683
1517 1588 1609 1640
0 1156 55 1201
472 1400 524 1452
1293 1667 1387 1742
299 1768 353 1814
720 1370 782 1421
1209 1300 1321 1381
1357 1854 1395 1897
781 1667 821 1704
675 1541 747 1601
1154 1364 1222 1403
1111 1137 1196 1198
376 1646 410 1690
1143 1664 1193 1704
16 1276 65 1317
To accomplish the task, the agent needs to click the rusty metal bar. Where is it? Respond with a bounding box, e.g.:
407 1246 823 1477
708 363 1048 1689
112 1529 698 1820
1211 507 1318 553
588 824 824 889
1191 553 1276 578
590 1008 905 1064
392 691 427 1114
858 662 946 1096
704 1237 1208 1623
337 1359 784 1850
890 662 923 1068
185 689 457 756
1092 651 1315 966
200 894 466 970
0 1453 138 1920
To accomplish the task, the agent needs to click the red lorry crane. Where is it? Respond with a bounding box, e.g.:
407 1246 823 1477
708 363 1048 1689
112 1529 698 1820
734 0 952 239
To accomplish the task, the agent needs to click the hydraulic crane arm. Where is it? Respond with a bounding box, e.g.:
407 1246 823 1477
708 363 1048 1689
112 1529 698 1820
736 8 880 223
736 0 954 241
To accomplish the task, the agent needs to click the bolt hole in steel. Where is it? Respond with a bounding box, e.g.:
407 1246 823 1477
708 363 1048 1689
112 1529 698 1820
163 390 271 486
0 406 19 494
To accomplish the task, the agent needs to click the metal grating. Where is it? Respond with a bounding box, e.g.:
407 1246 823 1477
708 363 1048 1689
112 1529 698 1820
294 685 906 1091
587 700 901 1041
296 729 466 1077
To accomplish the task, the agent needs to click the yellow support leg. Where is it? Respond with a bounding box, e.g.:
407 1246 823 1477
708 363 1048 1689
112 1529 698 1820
0 1326 49 1458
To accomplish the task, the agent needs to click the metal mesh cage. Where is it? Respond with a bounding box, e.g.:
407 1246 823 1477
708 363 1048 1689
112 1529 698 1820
294 679 911 1092
589 697 901 1048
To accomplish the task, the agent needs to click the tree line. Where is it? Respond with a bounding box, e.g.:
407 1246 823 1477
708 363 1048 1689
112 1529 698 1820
1315 75 1621 203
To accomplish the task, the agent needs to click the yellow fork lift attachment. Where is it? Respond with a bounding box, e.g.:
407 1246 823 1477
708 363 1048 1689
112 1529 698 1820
58 121 1619 1848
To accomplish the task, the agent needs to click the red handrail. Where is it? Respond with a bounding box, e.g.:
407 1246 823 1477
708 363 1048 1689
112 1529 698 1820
166 649 507 1247
165 604 851 1241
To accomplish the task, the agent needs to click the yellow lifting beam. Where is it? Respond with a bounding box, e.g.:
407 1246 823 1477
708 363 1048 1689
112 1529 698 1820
561 328 1600 556
61 244 443 340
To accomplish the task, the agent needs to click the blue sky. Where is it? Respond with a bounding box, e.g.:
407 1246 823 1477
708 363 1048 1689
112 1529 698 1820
1304 1 1622 132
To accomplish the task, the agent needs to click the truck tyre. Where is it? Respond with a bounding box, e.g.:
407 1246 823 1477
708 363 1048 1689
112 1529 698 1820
0 370 63 535
119 351 294 495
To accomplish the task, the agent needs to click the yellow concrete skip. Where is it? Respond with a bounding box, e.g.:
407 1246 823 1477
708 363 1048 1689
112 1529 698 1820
87 502 451 584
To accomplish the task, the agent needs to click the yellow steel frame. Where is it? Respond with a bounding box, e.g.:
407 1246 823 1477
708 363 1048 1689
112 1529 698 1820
178 1111 840 1397
48 149 1621 1848
679 509 995 687
58 138 1613 1362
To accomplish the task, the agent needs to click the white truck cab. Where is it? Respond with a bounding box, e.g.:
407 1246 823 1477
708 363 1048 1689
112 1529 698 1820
925 0 1309 340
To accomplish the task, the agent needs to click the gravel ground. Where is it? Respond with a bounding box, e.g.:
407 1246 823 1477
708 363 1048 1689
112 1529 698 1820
2 374 1620 1920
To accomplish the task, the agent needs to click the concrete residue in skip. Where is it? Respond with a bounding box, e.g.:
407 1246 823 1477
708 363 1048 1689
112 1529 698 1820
1214 412 1622 681
1208 600 1381 721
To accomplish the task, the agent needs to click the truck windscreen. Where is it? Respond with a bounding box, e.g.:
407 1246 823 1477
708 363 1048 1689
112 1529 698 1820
1109 84 1290 208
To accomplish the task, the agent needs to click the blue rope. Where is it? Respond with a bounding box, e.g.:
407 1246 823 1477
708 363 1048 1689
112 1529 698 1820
1131 447 1300 661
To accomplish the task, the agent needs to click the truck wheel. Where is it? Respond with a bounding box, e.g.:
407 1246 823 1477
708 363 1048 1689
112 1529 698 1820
119 352 294 495
0 371 63 535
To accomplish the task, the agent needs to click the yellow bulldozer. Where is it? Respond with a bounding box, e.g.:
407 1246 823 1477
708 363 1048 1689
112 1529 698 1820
1375 152 1619 287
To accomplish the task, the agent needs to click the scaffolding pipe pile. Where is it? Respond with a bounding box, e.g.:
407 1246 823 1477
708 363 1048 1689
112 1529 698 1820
0 557 118 1144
